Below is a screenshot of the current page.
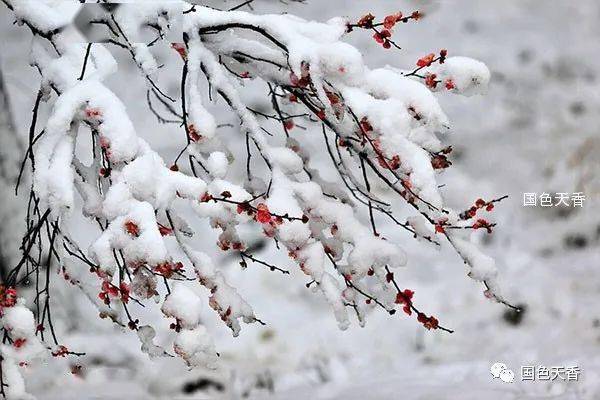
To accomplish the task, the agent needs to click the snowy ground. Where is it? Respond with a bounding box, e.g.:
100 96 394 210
1 1 600 399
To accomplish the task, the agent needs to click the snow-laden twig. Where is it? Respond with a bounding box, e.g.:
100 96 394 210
0 1 517 396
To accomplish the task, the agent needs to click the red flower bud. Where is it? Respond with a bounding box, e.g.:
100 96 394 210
383 12 402 29
416 53 435 68
171 42 187 60
256 203 272 224
284 119 294 130
425 73 438 89
124 221 140 237
357 13 375 28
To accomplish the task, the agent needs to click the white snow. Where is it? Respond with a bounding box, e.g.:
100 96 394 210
161 284 203 329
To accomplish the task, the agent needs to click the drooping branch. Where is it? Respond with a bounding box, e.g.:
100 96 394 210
0 2 517 397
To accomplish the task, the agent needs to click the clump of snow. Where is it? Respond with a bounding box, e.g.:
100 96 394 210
206 151 229 179
185 248 257 337
264 147 304 174
448 233 503 300
137 325 167 358
1 302 36 339
433 56 491 96
0 299 46 399
12 0 80 32
0 356 32 400
173 326 218 369
132 43 159 76
161 284 203 329
34 81 140 214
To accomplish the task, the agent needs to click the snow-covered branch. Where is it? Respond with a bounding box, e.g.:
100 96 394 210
0 1 517 397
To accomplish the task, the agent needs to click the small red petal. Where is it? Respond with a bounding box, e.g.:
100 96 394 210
124 221 140 237
256 203 272 224
284 119 294 130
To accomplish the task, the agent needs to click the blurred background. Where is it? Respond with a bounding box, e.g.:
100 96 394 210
1 1 600 399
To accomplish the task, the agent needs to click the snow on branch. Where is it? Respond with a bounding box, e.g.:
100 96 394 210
0 1 517 397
